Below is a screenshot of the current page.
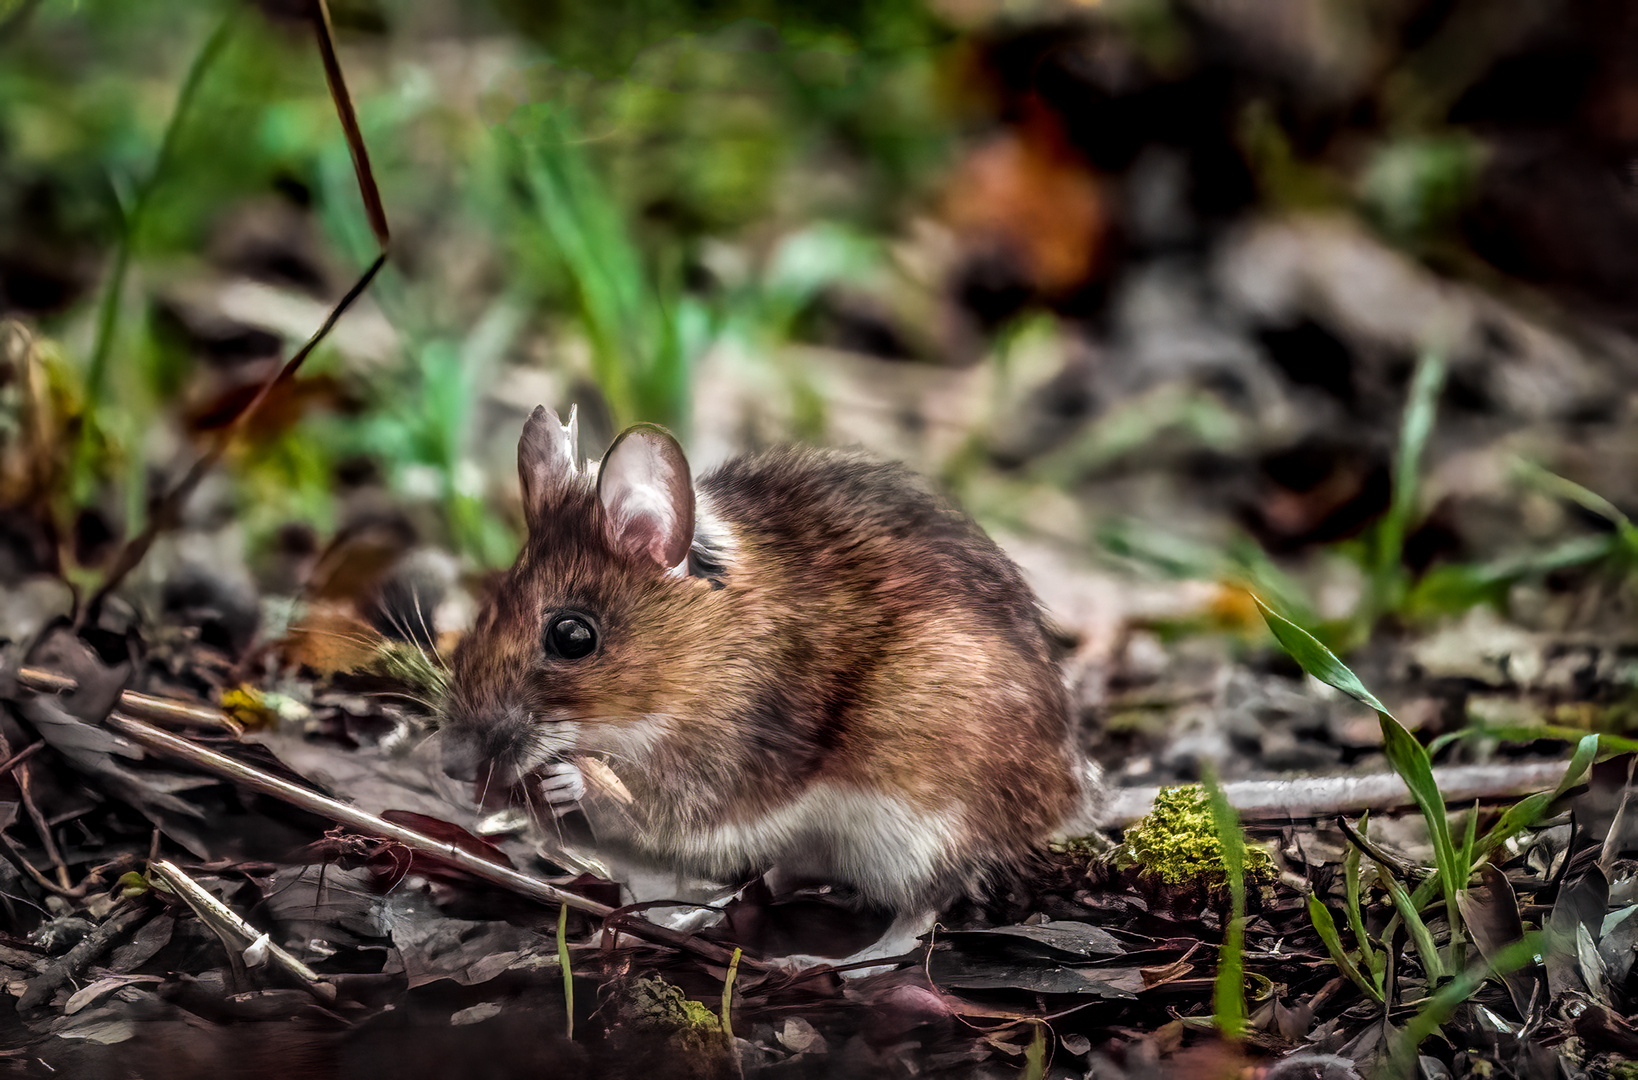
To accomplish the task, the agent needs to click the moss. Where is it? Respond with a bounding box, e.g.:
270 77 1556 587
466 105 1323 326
1053 832 1114 857
630 977 728 1054
1606 1059 1638 1080
1117 784 1275 889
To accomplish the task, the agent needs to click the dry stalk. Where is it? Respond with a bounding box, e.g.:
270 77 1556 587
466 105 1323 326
16 666 240 734
146 858 335 1003
99 710 758 970
80 0 391 625
1104 761 1571 827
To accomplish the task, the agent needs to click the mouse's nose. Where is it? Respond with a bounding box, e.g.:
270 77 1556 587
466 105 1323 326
440 732 482 783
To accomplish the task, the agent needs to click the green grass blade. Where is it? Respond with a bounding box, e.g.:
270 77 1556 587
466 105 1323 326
1307 893 1384 1003
1203 770 1248 1041
72 15 235 504
1344 813 1380 983
1371 350 1445 617
1379 867 1444 985
1473 734 1598 862
1375 704 1464 953
1255 598 1389 713
1391 932 1542 1073
1515 459 1638 540
1022 1022 1047 1080
1459 800 1478 881
1464 721 1635 754
1406 534 1620 619
720 947 741 1043
508 104 700 433
1257 597 1464 953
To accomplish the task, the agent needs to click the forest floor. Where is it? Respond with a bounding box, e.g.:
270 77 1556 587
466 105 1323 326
4 1 1638 1078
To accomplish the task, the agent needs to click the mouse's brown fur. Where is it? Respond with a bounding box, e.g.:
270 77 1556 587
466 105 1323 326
442 407 1093 912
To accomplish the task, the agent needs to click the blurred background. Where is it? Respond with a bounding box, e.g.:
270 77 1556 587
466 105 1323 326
6 0 1638 784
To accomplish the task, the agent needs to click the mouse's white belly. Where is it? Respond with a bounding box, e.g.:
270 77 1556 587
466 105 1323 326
655 783 966 911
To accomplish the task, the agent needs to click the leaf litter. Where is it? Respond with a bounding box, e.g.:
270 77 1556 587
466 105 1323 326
5 2 1638 1079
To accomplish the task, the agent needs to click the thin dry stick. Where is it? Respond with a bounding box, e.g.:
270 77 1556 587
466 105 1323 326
0 830 74 898
311 0 389 249
1104 761 1571 827
103 711 760 970
16 776 68 891
80 0 391 626
147 858 334 1003
15 666 241 734
18 665 1577 847
0 740 44 778
0 730 69 890
15 901 150 1011
82 253 386 622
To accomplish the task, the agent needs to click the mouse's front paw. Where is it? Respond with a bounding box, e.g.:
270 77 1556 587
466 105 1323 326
537 761 586 816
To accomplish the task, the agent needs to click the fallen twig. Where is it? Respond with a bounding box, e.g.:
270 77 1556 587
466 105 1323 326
312 0 389 249
104 711 761 970
30 663 1573 831
16 901 150 1012
15 666 241 735
0 739 44 778
147 858 334 1003
0 729 68 889
81 254 386 623
78 0 391 625
1105 761 1571 827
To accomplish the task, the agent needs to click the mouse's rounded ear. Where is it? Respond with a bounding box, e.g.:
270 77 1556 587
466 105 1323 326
518 405 582 529
597 423 694 571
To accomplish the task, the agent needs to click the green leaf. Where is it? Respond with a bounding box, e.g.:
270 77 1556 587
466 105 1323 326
1379 866 1445 984
1203 770 1248 1041
1307 893 1384 1002
1345 812 1379 982
1392 932 1542 1072
558 901 574 1040
1473 734 1598 862
1254 599 1389 714
1257 596 1465 951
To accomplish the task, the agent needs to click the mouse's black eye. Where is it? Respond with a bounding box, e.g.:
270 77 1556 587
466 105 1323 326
544 613 598 660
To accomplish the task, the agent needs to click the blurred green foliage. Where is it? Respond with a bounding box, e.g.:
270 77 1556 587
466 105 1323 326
1357 133 1485 245
0 0 955 570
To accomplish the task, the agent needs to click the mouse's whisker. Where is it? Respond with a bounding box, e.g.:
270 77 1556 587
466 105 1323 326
356 689 440 711
408 581 447 668
517 776 541 827
290 624 387 650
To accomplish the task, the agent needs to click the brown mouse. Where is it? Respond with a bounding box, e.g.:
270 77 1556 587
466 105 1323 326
441 406 1100 926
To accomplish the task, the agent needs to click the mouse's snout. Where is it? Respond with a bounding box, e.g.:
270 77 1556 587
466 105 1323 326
437 716 532 802
439 730 484 783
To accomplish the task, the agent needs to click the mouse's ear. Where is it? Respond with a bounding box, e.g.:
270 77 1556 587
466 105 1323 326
597 424 695 571
518 405 581 529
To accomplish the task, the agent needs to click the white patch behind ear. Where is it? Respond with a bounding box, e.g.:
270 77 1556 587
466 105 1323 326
597 424 695 569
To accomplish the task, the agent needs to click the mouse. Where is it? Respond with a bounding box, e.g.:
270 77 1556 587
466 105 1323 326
440 406 1102 957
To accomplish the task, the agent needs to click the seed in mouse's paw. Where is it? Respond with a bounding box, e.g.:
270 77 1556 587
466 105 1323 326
537 761 586 815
